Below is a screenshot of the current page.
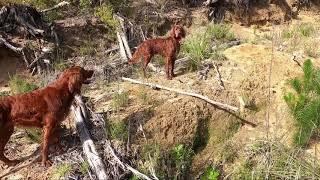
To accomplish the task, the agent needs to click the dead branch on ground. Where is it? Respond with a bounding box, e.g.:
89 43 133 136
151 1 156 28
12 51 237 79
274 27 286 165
72 95 108 179
213 62 225 89
122 77 238 112
41 1 70 13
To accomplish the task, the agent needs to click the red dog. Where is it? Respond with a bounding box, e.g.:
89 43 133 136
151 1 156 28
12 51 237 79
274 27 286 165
0 66 93 167
128 25 186 80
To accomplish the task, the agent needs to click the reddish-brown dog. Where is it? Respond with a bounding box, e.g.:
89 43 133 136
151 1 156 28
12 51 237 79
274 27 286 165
128 25 186 80
0 66 93 167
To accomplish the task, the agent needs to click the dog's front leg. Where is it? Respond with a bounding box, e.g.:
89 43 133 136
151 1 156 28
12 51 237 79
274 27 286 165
41 117 55 167
165 57 171 80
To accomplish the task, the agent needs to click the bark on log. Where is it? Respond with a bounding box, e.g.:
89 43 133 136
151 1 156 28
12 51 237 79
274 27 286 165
117 32 128 61
72 95 108 179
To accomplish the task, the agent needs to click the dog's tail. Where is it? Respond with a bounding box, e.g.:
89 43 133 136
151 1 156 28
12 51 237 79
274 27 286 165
128 47 142 64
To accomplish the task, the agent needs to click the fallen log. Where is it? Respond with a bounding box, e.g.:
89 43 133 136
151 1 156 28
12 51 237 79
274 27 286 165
121 77 239 112
71 95 108 179
73 95 153 179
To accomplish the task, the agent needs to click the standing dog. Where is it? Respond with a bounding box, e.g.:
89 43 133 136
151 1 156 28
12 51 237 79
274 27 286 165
128 25 186 80
0 66 93 167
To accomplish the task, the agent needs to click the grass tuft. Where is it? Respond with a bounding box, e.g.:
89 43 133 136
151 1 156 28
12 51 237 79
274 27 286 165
112 91 129 111
52 163 72 179
9 75 38 94
182 24 233 71
107 120 128 141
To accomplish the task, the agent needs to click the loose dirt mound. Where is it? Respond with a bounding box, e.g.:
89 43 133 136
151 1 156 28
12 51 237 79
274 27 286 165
143 97 210 148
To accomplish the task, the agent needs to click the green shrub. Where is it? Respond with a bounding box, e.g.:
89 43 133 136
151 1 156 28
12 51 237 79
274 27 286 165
182 24 234 71
80 0 91 10
284 59 320 147
52 163 72 179
282 23 316 39
207 24 235 41
94 4 118 30
107 120 128 140
137 142 164 177
170 144 194 179
9 75 38 94
201 166 220 180
80 160 90 174
233 141 320 179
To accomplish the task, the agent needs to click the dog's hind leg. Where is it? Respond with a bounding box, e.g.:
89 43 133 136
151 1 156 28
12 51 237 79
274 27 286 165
0 124 19 166
142 54 152 78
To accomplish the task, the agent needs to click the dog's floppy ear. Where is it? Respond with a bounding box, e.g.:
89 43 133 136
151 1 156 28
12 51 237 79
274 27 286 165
68 75 81 94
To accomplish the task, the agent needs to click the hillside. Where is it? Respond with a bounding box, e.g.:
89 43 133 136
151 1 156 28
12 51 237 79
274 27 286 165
1 0 320 179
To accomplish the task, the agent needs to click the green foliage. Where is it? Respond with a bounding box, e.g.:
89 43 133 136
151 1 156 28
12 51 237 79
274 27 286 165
52 163 72 179
130 175 139 180
200 166 220 180
170 144 194 179
9 75 38 94
112 91 129 111
282 23 315 39
137 142 164 177
182 24 234 71
80 161 90 174
107 120 128 140
284 59 320 147
80 0 91 10
207 24 235 41
233 141 320 179
282 28 294 39
182 32 211 71
0 91 9 96
136 143 195 179
26 128 42 143
53 61 68 71
94 4 118 31
298 23 315 37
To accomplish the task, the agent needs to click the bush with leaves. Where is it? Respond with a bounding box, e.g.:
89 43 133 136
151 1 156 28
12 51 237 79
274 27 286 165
284 59 320 147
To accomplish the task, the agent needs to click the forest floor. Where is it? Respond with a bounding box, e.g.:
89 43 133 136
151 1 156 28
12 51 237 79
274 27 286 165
1 2 320 179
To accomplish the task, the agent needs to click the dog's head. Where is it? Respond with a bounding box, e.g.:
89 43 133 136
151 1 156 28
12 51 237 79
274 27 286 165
60 66 94 94
170 24 186 40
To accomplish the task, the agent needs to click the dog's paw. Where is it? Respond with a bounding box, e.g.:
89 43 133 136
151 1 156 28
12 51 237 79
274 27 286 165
42 160 53 167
